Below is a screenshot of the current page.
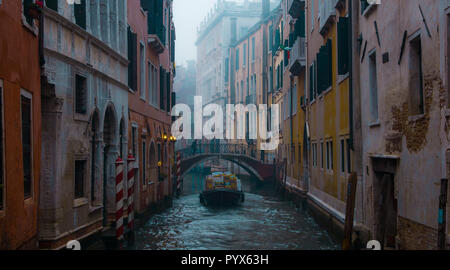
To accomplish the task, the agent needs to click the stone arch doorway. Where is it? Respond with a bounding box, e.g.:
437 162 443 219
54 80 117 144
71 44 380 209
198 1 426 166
103 105 117 226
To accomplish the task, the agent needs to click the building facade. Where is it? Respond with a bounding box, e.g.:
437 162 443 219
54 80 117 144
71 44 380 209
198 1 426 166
355 0 447 250
39 0 129 249
128 0 176 216
0 0 42 250
197 0 267 109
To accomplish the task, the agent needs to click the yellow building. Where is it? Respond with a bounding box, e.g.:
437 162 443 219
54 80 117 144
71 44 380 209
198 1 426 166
306 0 351 230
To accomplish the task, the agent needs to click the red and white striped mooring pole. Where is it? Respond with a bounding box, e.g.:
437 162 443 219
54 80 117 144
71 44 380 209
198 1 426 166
176 152 181 195
127 155 136 232
115 157 124 242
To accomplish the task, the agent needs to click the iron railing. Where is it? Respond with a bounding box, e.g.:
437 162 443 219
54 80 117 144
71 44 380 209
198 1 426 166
177 143 275 165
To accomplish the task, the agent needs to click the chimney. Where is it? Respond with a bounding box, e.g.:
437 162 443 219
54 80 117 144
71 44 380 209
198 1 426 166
230 17 237 44
262 0 270 19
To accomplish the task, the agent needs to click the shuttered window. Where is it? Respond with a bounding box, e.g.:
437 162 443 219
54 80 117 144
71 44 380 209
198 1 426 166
74 0 86 29
21 92 32 199
252 37 256 62
75 74 87 114
236 49 240 70
74 160 86 199
128 27 138 91
132 126 137 158
337 17 349 75
317 39 332 94
166 72 171 112
160 67 165 110
409 35 425 115
225 58 229 83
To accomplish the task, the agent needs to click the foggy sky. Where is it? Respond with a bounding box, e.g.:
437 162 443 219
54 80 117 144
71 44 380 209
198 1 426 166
173 0 246 67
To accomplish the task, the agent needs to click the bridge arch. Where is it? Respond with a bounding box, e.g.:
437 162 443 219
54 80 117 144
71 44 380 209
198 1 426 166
179 154 266 182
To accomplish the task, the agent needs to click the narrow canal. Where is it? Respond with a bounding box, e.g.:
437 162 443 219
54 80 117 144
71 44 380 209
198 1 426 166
128 170 339 250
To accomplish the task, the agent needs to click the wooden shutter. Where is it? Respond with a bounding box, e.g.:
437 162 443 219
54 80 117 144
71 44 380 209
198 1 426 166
128 27 138 91
160 67 165 110
326 39 333 89
338 17 349 75
317 47 324 94
171 92 176 110
166 72 171 112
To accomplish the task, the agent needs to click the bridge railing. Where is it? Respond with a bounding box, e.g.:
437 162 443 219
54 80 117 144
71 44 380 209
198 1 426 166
177 143 275 165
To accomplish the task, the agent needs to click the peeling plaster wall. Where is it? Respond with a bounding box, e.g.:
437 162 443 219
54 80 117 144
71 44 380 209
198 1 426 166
358 0 443 249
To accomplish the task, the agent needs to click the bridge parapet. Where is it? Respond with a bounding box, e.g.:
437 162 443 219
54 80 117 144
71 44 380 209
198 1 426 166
176 143 278 182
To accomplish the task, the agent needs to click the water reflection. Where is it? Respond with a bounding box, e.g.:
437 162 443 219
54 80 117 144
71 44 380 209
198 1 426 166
130 172 339 250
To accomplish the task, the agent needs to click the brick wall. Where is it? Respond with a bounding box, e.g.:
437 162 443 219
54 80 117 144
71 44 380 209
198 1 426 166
398 216 438 250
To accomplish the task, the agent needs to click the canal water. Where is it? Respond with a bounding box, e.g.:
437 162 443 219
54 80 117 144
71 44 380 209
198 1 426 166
128 171 339 250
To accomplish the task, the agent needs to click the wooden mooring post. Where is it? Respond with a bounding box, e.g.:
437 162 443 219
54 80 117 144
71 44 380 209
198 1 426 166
343 173 358 250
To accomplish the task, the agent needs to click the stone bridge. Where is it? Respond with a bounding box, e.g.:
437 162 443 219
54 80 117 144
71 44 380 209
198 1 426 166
176 143 278 182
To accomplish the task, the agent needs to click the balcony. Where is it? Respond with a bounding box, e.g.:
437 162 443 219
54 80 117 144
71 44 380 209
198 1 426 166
289 37 306 75
288 0 305 19
147 16 166 54
319 0 338 36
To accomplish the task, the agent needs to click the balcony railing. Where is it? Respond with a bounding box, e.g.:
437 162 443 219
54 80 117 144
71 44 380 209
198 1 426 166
288 0 305 19
289 37 306 75
177 143 274 164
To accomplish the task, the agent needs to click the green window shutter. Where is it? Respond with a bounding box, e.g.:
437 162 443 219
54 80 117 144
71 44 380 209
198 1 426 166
127 27 138 91
295 10 306 38
275 29 280 50
166 72 171 112
327 39 333 89
338 17 349 75
236 49 240 70
160 67 165 110
314 60 318 97
317 47 324 94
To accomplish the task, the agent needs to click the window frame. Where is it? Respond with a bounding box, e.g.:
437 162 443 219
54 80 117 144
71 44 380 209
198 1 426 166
142 140 146 186
408 32 425 116
368 49 379 123
20 89 33 200
140 41 146 101
74 73 88 116
74 159 87 200
131 124 138 159
22 0 38 35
